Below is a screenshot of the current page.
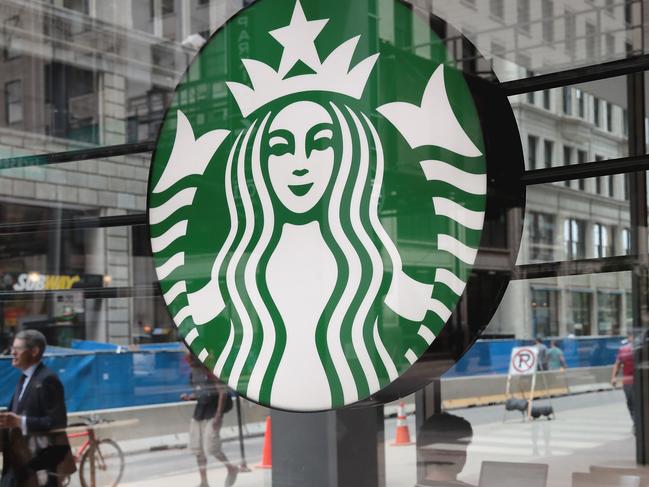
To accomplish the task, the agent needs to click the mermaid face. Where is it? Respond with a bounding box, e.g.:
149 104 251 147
267 101 335 214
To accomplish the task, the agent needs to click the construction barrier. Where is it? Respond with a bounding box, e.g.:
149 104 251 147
0 336 627 412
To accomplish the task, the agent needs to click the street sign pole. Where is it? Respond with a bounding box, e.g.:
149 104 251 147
527 369 537 421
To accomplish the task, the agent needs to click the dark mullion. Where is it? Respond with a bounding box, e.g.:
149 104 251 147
0 213 148 236
0 285 161 301
522 154 649 185
0 57 646 171
0 140 155 170
0 152 646 234
501 53 649 96
512 254 637 280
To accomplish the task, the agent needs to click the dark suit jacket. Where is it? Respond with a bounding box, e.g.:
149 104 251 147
2 363 75 485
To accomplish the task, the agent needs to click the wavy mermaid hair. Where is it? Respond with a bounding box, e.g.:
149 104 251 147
213 97 401 407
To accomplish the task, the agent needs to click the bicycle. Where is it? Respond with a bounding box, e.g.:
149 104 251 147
63 417 126 487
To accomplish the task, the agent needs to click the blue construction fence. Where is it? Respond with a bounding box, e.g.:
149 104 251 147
0 337 627 412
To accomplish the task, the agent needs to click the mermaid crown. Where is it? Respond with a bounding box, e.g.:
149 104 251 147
225 0 378 117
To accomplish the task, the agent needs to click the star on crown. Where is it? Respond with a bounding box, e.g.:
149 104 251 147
226 0 379 117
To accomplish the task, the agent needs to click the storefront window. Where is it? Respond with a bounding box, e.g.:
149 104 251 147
531 289 559 337
597 291 622 336
568 291 592 336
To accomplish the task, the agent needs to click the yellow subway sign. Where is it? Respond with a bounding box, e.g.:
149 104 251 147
13 273 81 291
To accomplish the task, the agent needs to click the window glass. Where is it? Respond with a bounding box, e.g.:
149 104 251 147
597 291 622 335
564 218 586 260
0 3 647 487
529 212 555 261
5 80 22 125
531 288 559 337
568 291 592 336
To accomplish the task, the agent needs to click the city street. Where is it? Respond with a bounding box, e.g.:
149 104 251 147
67 389 637 487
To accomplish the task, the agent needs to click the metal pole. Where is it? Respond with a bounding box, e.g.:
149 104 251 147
235 395 251 472
527 371 537 421
628 0 649 465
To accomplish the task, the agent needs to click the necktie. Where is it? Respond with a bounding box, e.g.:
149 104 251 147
10 374 27 413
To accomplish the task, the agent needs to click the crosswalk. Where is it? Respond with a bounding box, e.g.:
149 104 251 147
467 404 633 459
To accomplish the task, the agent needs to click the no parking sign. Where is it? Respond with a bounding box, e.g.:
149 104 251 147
509 347 538 376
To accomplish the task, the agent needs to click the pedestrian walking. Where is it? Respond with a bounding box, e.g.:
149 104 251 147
611 333 636 432
547 340 567 371
182 354 238 487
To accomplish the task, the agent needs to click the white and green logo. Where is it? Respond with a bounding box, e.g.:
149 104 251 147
148 0 487 411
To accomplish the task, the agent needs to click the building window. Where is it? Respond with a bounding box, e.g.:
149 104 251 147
626 1 633 24
162 0 175 14
531 289 559 337
624 174 630 200
563 146 573 187
586 22 597 60
595 156 604 195
606 33 615 57
626 292 633 332
606 102 613 131
528 135 539 170
598 292 621 336
542 0 555 43
563 145 573 165
622 108 628 135
518 0 531 33
608 175 615 198
593 223 613 257
543 90 551 110
562 87 572 115
622 228 632 255
564 218 586 259
593 97 601 126
490 0 504 20
568 292 592 336
565 9 576 54
576 89 585 118
5 80 22 125
577 150 587 190
63 0 89 14
530 212 555 261
543 140 554 168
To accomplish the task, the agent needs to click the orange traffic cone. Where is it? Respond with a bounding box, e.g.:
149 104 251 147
391 401 414 446
255 416 272 469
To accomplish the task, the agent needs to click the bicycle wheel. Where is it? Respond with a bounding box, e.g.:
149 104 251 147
79 439 125 487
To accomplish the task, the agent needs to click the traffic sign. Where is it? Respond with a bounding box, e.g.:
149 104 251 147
509 347 538 376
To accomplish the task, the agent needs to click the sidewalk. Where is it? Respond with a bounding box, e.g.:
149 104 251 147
120 466 271 487
115 402 411 456
97 391 639 486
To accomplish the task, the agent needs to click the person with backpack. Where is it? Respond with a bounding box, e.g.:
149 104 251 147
181 354 238 487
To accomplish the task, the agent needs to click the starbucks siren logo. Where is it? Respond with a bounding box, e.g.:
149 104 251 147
148 0 487 411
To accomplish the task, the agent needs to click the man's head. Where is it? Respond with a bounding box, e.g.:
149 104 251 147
11 329 46 370
417 413 473 480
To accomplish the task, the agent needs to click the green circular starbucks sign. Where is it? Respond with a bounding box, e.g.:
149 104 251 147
148 0 498 411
